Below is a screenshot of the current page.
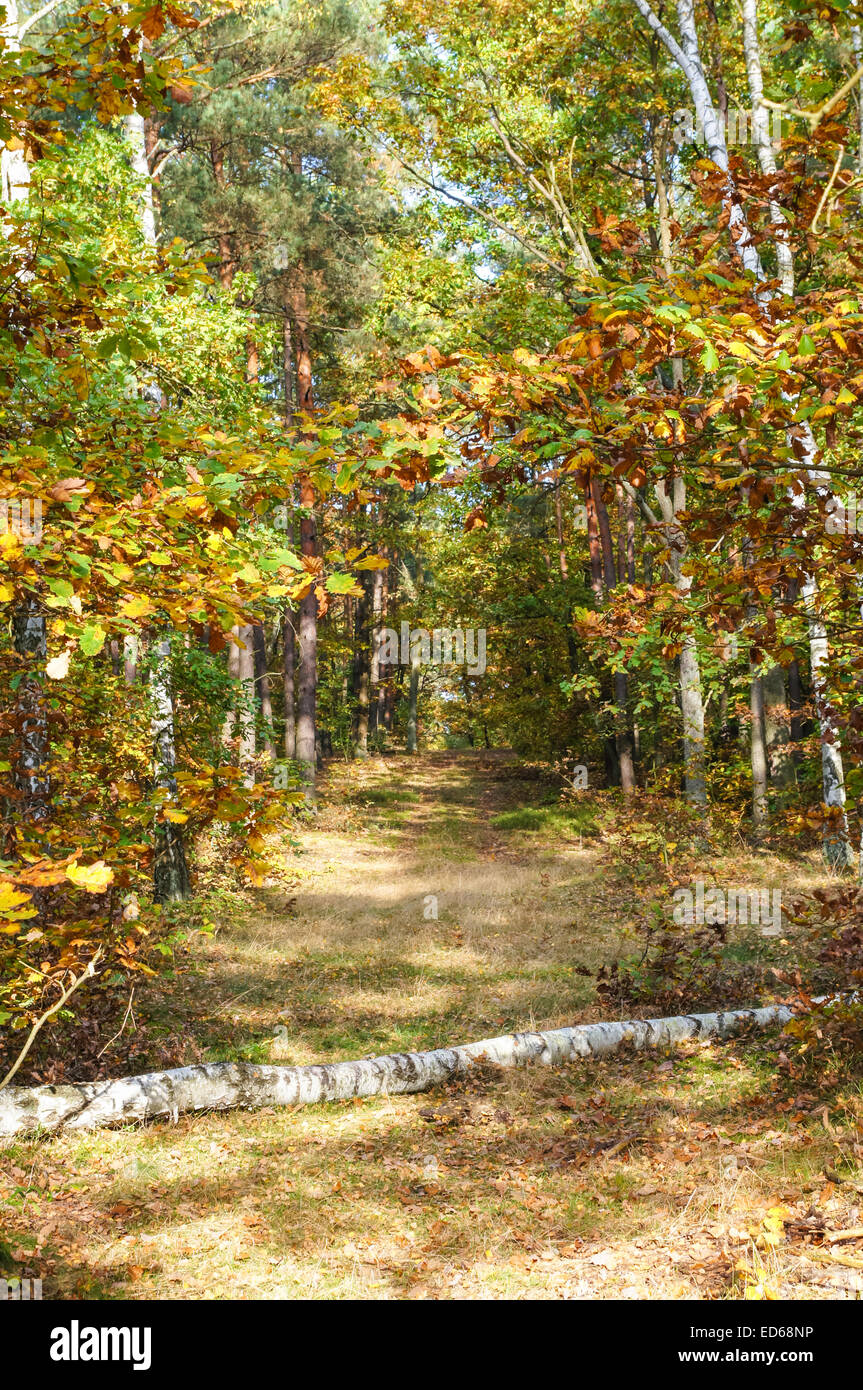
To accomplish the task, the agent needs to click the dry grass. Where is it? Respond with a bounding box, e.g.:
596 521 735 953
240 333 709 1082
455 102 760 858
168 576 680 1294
2 751 861 1300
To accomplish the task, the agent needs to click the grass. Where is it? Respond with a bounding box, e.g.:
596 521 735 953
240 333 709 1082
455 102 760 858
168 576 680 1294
2 750 861 1300
490 804 600 836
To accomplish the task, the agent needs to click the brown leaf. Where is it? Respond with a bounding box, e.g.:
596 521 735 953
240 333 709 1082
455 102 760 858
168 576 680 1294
49 477 89 502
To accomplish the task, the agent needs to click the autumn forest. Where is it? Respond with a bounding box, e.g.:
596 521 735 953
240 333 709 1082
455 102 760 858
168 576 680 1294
1 0 863 1314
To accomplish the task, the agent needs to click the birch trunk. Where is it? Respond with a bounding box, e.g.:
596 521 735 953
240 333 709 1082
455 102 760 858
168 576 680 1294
656 480 707 805
592 480 635 791
0 1004 791 1137
738 0 853 865
750 669 768 834
236 624 256 785
4 4 50 827
633 0 853 862
124 111 191 897
739 0 794 294
252 623 276 761
151 637 191 904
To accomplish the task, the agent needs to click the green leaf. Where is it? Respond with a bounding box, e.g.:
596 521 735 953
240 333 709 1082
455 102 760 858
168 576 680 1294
79 623 107 657
700 343 719 372
325 572 363 594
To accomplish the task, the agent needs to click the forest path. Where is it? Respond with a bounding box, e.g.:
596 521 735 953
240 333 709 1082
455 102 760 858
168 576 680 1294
1 753 853 1301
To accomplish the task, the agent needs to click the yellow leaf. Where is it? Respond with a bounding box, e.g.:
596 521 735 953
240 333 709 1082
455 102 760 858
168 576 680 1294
121 596 152 619
66 860 114 893
0 883 34 913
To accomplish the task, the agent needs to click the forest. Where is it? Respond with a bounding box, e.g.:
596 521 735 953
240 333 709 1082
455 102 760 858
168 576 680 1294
1 0 863 1311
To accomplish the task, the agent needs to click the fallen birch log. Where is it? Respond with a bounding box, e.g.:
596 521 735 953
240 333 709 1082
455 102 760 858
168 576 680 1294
0 1003 791 1138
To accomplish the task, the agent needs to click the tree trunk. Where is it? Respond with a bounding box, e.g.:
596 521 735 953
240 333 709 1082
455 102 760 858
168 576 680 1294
246 333 259 383
591 479 635 791
353 572 371 758
584 477 604 602
12 602 50 825
125 110 190 898
642 0 850 860
282 612 296 759
296 475 318 789
290 280 313 411
209 138 235 290
151 637 191 904
222 628 241 752
740 0 794 294
282 306 294 426
236 626 256 786
750 670 769 836
4 7 49 830
252 623 275 761
376 558 389 735
406 656 421 754
0 1005 792 1136
763 664 794 788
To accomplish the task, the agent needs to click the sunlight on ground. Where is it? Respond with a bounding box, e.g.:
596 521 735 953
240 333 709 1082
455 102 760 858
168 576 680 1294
2 752 861 1300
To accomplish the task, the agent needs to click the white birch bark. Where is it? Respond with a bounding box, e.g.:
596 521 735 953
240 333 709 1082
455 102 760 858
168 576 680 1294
3 2 51 824
0 3 31 206
740 0 794 295
853 27 863 192
0 1004 791 1136
655 479 706 805
630 0 854 864
123 112 190 896
736 0 853 867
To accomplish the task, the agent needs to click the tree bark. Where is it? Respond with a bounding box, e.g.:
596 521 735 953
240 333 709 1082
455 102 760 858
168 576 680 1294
750 669 769 836
151 637 191 904
124 110 190 899
0 1005 791 1136
591 480 635 793
252 623 275 761
763 664 794 788
353 571 371 757
282 613 296 760
369 563 384 740
4 6 50 830
290 280 313 411
639 0 851 860
296 475 318 789
406 655 421 754
209 138 235 290
12 602 50 825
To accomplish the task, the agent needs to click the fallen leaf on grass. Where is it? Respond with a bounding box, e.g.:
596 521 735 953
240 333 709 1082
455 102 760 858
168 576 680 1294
588 1248 617 1269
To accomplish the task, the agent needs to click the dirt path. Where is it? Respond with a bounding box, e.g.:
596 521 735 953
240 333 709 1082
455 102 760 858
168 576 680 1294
1 753 860 1300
